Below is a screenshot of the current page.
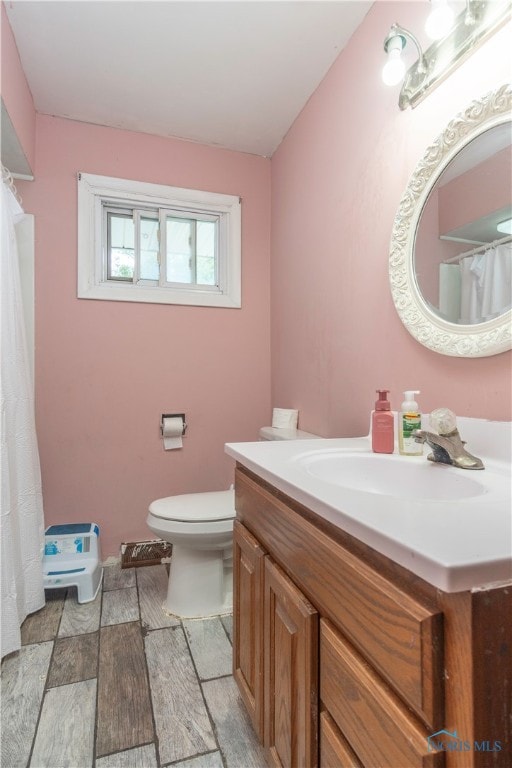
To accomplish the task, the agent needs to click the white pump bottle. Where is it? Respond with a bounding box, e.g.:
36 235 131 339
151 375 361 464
398 390 422 456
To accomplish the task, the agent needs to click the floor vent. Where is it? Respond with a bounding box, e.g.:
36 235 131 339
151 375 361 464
120 540 172 569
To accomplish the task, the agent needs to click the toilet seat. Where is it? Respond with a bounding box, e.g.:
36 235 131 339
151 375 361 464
149 489 235 523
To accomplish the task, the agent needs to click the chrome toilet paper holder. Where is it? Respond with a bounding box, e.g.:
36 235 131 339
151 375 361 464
160 413 187 436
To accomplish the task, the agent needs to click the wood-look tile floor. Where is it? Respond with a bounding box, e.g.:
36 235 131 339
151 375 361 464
1 564 267 768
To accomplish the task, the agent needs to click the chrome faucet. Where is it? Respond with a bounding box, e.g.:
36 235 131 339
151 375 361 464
412 408 485 470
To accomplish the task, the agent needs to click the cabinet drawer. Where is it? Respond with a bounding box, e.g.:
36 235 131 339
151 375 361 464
320 619 444 768
236 468 443 728
320 710 363 768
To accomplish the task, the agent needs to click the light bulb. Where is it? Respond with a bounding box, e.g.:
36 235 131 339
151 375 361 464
425 0 455 40
497 218 512 235
382 48 406 86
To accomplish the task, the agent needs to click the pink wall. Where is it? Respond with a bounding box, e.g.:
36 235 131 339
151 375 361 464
0 2 35 171
271 2 512 438
18 116 271 557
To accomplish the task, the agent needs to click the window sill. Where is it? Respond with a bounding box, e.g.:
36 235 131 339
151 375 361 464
77 281 241 308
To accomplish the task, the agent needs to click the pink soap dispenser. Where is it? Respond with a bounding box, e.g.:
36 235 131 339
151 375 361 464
372 390 394 454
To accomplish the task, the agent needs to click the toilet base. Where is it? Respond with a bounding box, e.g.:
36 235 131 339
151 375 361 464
164 544 233 619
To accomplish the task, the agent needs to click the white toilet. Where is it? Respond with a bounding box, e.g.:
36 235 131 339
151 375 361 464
146 426 320 618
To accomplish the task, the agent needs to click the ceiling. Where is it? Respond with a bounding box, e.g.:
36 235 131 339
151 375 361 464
5 0 372 158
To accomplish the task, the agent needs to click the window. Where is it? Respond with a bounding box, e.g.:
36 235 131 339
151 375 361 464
78 173 241 307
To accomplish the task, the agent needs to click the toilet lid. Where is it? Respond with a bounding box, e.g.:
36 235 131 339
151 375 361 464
149 489 235 522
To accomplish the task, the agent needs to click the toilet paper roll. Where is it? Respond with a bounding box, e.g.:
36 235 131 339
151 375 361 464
272 408 299 430
162 417 184 450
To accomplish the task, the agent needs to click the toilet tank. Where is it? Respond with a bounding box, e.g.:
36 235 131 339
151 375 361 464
259 426 322 441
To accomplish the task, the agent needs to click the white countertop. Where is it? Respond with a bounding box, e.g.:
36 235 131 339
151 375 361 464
225 418 512 593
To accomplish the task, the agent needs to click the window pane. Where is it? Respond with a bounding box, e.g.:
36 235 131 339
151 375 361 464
196 220 216 285
140 216 159 280
108 213 134 280
166 218 193 284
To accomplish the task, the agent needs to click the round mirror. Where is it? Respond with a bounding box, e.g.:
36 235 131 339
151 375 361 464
389 84 511 357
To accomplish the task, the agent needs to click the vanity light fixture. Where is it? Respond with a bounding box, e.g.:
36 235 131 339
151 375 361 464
382 0 512 110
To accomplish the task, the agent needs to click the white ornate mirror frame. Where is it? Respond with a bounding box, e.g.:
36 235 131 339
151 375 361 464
389 83 511 357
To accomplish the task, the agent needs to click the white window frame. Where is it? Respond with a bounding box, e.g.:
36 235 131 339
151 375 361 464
77 173 241 308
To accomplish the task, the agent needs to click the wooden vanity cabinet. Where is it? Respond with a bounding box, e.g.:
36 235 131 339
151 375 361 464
233 465 511 768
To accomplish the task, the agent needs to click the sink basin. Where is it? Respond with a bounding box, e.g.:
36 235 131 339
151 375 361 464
226 419 512 591
296 452 487 501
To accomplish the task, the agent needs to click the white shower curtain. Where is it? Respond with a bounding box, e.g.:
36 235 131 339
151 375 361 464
459 243 512 324
1 180 45 658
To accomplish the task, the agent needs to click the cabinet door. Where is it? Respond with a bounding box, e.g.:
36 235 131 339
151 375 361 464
233 520 265 739
264 557 319 768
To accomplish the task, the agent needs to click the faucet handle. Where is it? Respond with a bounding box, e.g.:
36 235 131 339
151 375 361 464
430 407 457 436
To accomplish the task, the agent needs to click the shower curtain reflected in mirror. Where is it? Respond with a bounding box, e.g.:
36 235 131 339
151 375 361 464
439 242 512 325
460 243 512 324
1 178 45 658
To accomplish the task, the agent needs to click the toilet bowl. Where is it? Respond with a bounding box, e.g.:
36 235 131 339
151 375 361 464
147 489 235 618
147 425 320 618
